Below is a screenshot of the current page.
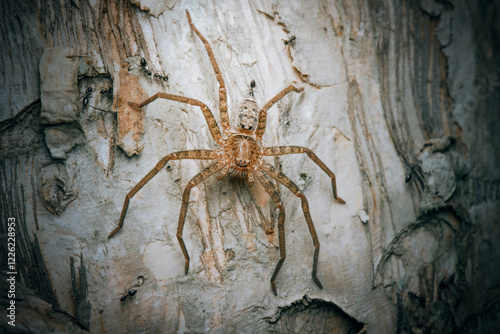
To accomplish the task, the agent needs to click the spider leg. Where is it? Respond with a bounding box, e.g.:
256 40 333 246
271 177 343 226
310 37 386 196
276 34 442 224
261 163 323 290
255 85 304 140
108 149 218 239
128 93 224 145
262 146 346 204
177 161 225 274
253 169 286 296
217 164 230 180
186 10 230 135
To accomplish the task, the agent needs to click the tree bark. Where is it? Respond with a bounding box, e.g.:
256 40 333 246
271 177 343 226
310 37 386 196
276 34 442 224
1 0 499 333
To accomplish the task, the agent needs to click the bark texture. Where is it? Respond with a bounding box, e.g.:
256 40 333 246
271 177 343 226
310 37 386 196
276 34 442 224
0 0 499 333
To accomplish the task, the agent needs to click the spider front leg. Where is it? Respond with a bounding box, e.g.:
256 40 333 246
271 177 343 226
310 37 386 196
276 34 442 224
262 146 346 204
186 10 230 135
255 85 304 140
108 149 218 239
128 93 224 145
177 161 224 274
262 163 323 289
253 169 286 296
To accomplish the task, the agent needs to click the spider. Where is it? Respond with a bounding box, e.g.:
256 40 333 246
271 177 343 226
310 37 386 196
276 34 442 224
108 10 345 295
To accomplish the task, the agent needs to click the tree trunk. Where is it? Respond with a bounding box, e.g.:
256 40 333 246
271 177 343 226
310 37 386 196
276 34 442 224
1 0 499 333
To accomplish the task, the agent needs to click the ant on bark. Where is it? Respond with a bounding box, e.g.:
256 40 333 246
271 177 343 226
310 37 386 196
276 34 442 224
140 57 152 76
119 288 137 303
82 87 92 107
140 57 169 84
247 79 256 97
282 36 296 46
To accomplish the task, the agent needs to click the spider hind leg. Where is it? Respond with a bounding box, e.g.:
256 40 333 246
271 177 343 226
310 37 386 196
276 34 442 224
177 161 225 274
253 169 286 296
262 163 324 290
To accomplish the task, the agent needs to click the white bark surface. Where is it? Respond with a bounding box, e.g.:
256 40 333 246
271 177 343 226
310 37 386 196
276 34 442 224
1 0 499 333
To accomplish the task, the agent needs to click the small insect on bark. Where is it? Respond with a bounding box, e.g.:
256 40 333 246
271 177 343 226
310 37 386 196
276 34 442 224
100 87 113 98
405 164 416 183
140 58 152 76
154 73 170 83
82 87 93 107
247 79 256 97
119 289 137 303
282 35 296 46
108 10 345 296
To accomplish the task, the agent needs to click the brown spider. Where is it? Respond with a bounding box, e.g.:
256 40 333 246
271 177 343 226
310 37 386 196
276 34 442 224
108 10 345 295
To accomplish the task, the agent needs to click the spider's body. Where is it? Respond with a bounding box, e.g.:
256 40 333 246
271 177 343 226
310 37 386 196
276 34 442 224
108 10 345 295
221 97 262 180
221 133 260 182
226 134 260 167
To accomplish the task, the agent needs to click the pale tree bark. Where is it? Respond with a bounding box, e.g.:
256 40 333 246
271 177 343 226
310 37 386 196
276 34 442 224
1 0 499 333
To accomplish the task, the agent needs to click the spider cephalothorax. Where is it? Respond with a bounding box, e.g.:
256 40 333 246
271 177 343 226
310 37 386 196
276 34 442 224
108 10 345 295
221 133 260 184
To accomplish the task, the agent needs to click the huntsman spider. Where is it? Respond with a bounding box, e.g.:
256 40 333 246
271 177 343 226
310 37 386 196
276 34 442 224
108 10 345 295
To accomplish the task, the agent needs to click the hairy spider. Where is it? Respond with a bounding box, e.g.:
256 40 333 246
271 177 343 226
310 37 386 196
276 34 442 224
108 10 345 295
